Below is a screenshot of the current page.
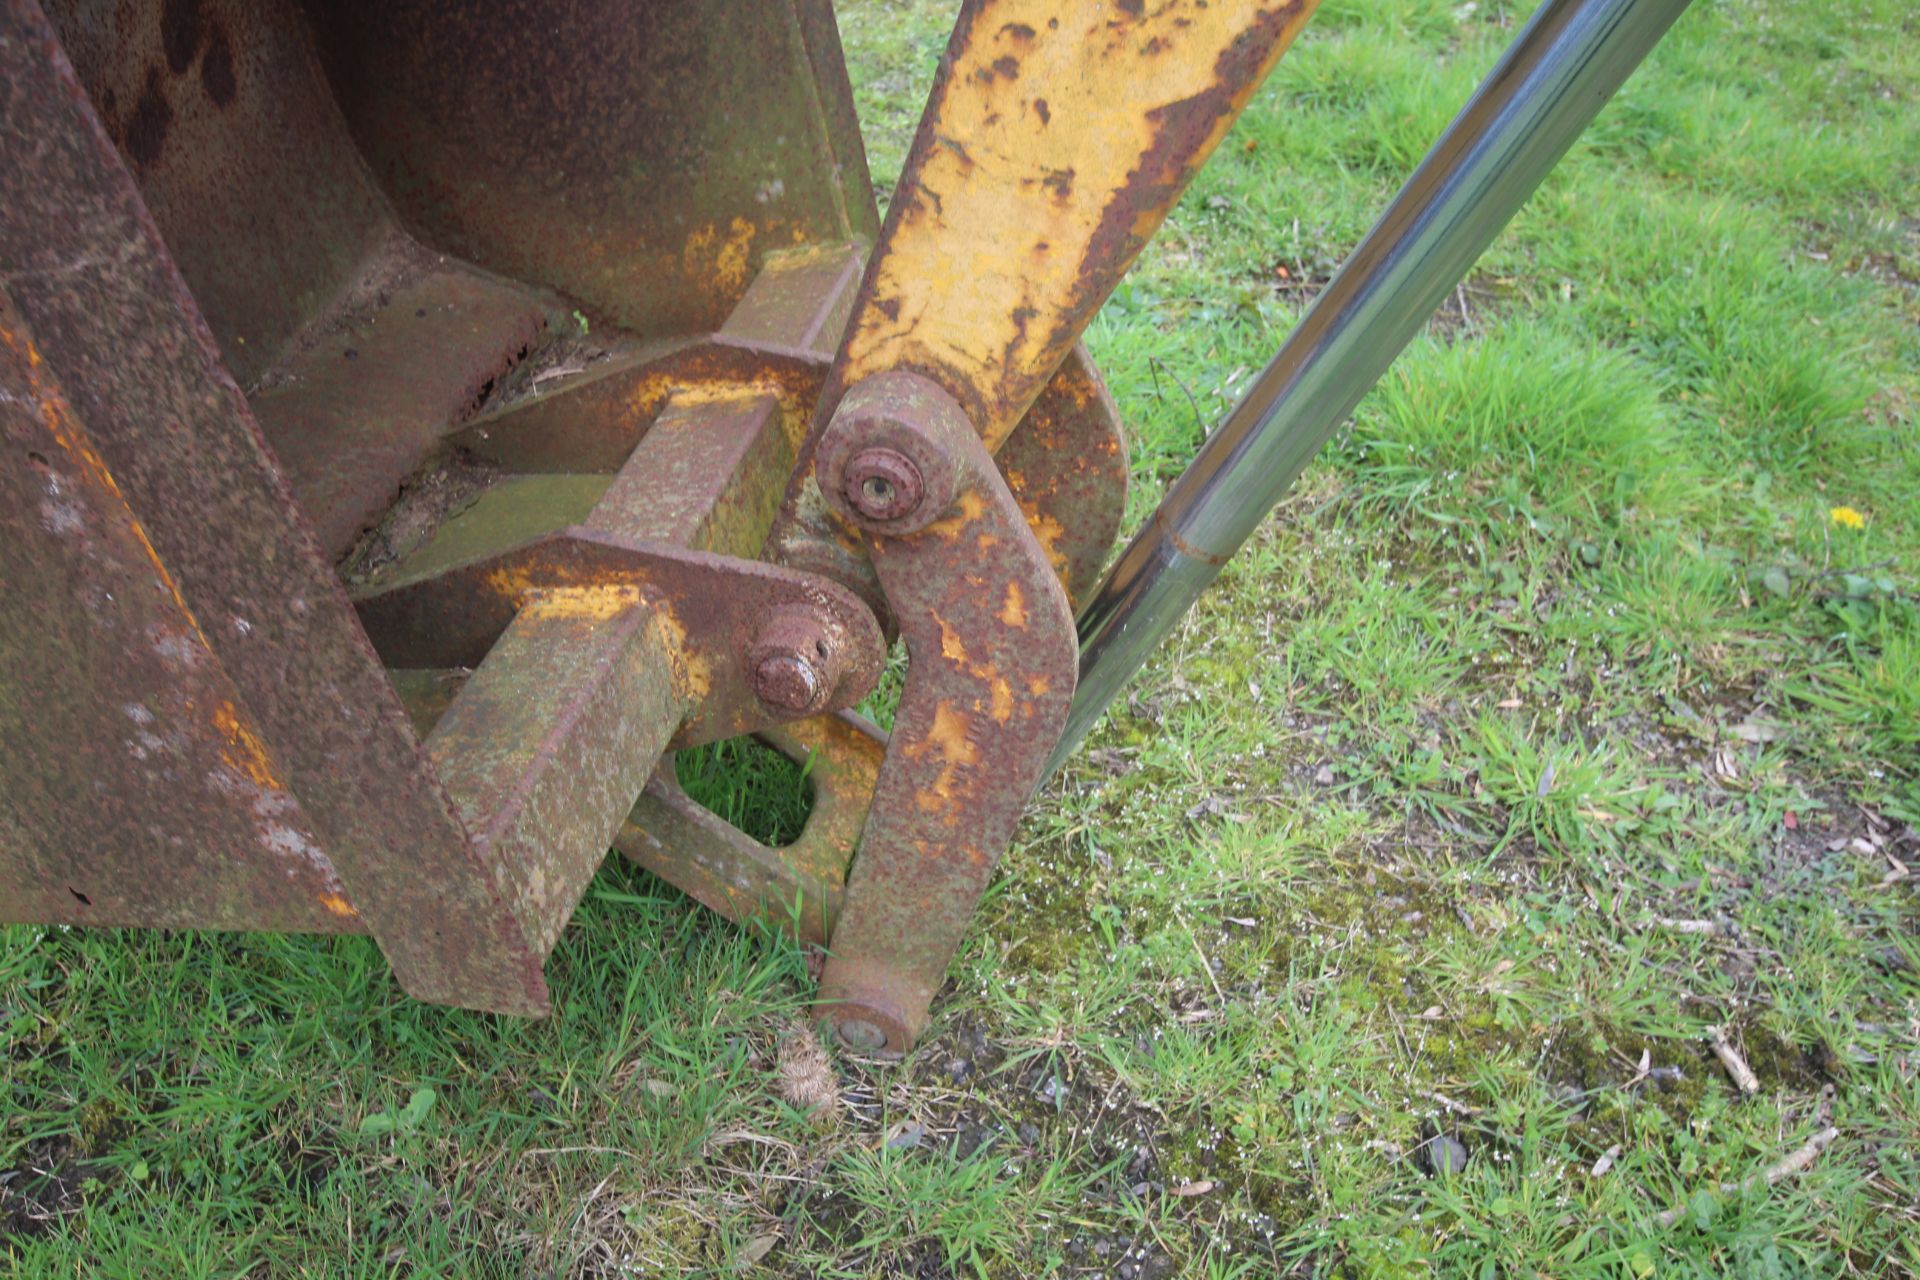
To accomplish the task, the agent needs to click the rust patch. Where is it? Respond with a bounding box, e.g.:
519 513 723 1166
161 0 203 74
200 23 236 106
123 67 172 170
994 344 1130 609
999 581 1028 628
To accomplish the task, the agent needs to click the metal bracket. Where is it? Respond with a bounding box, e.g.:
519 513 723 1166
616 711 888 946
351 529 885 749
806 371 1079 1053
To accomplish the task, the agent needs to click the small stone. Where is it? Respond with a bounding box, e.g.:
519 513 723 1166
1419 1133 1469 1176
1874 946 1914 975
1018 1122 1040 1145
1140 1254 1178 1280
883 1121 926 1151
948 1057 972 1082
1314 764 1335 786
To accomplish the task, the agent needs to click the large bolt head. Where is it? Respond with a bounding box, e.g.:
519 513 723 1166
842 448 925 523
751 652 823 713
747 605 845 717
816 371 969 536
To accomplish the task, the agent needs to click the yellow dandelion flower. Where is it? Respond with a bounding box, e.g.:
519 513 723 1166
1829 506 1866 530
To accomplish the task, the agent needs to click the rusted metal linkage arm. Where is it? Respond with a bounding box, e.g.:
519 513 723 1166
1054 0 1695 769
810 373 1078 1054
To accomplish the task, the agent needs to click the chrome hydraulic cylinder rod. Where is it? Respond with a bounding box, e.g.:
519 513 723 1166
1052 0 1693 771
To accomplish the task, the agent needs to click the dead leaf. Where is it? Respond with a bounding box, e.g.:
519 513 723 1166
1729 716 1786 744
1590 1145 1622 1177
1185 795 1247 823
732 1233 780 1271
1710 746 1741 783
1170 1180 1215 1197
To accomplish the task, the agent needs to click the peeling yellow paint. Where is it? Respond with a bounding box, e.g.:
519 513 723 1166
1016 498 1071 583
924 702 979 766
482 565 538 601
922 488 990 542
649 602 713 702
520 583 646 621
933 608 971 665
212 699 285 790
904 699 982 809
999 581 1028 629
683 216 759 299
624 378 782 418
989 675 1014 724
319 893 359 919
835 0 1317 450
715 216 757 295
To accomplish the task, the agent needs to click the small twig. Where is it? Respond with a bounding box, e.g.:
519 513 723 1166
520 1145 638 1159
1178 911 1227 1005
1708 1025 1761 1096
1148 356 1208 442
1417 1088 1482 1118
1651 917 1721 936
529 361 589 387
1655 1127 1839 1227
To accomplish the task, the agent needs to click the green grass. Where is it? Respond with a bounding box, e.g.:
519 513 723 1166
7 0 1920 1275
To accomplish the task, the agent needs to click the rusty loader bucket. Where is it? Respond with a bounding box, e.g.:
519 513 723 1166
2 0 1688 1051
